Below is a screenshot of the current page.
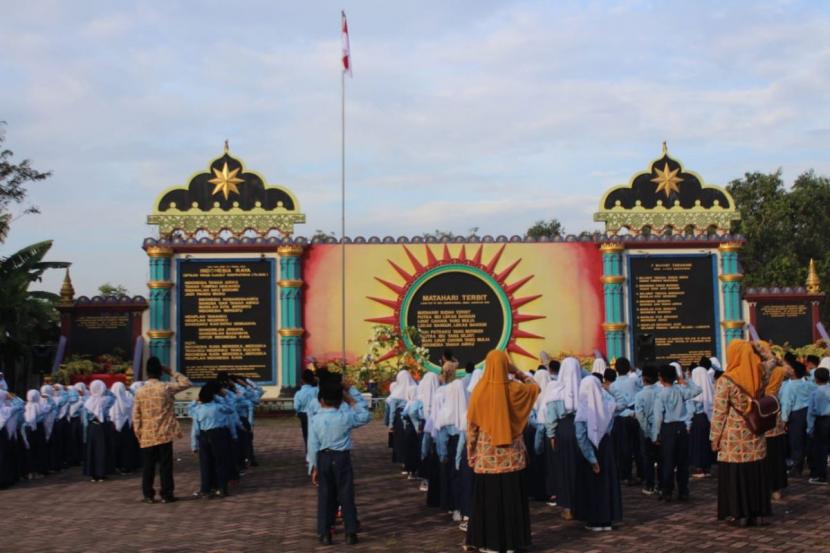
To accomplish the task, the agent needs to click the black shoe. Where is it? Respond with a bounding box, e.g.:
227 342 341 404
678 493 689 502
142 497 155 504
345 533 358 545
318 533 332 545
215 489 229 498
160 496 178 504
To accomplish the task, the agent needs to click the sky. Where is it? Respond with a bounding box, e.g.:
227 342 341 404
1 0 829 297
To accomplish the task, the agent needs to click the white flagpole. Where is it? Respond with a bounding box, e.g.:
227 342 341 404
341 67 346 366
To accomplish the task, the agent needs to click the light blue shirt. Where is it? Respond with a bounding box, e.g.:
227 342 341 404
780 378 816 422
306 401 371 472
293 384 317 414
406 399 424 428
634 383 658 440
190 401 235 451
543 400 573 438
609 374 641 416
575 415 614 465
384 398 406 428
652 381 701 442
807 384 830 435
308 386 366 419
436 424 460 462
82 395 115 442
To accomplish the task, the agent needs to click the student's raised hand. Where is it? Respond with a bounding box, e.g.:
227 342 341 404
311 467 318 486
591 463 600 474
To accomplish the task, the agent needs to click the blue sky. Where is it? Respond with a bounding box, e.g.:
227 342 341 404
2 0 829 296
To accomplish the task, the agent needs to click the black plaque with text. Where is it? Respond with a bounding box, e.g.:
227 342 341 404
630 255 717 367
69 312 132 358
405 270 505 368
755 301 812 347
178 259 274 382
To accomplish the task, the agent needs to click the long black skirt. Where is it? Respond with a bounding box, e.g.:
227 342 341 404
552 414 579 510
689 412 714 472
573 434 623 526
543 432 557 499
0 430 16 488
765 434 788 492
392 409 407 464
525 427 547 501
68 417 84 466
466 470 531 552
456 446 474 518
111 423 142 473
84 421 111 479
717 459 772 520
404 422 421 474
47 419 65 471
26 423 48 476
439 434 459 511
424 446 442 507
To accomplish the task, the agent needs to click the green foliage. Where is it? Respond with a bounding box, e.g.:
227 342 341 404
98 282 129 297
0 123 51 241
526 218 564 239
311 229 336 241
54 353 131 385
421 227 479 241
727 170 830 324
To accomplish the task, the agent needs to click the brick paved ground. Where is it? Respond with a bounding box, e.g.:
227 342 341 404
4 417 830 553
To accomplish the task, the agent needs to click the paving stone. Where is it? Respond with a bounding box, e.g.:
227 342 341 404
2 417 828 552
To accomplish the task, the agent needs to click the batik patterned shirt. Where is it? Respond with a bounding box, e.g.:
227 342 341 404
466 423 527 474
132 372 192 448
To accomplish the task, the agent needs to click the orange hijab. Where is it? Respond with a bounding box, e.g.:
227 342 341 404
723 339 762 397
765 365 786 397
467 349 539 447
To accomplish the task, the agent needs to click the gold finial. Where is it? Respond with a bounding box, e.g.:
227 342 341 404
662 140 668 155
224 139 229 153
59 268 75 305
806 258 821 294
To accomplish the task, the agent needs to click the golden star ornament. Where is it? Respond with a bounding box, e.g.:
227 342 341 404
208 162 245 199
650 162 684 197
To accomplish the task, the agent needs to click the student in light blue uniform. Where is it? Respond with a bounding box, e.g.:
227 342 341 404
294 369 318 451
780 355 814 476
82 380 115 482
541 357 583 517
652 364 701 501
434 378 468 521
0 389 24 488
527 368 551 502
308 376 371 546
688 364 716 477
807 367 830 485
38 384 62 471
68 383 86 467
609 357 643 485
191 382 236 498
385 370 416 467
23 389 49 478
573 373 622 531
634 364 660 494
407 372 439 492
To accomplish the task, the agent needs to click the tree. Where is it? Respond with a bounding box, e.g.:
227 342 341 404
0 241 68 391
727 170 830 322
98 282 129 298
526 218 564 239
0 123 51 241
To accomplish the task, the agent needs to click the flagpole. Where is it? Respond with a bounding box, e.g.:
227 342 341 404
340 67 347 367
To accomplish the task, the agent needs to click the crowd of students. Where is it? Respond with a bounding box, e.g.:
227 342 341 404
0 369 265 499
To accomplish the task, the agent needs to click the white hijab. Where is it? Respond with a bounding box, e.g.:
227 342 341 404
691 366 715 421
403 382 419 412
575 375 616 449
532 369 551 414
819 357 830 370
0 373 7 391
434 379 468 432
109 382 134 431
84 380 108 423
591 357 607 375
24 390 42 428
466 368 484 394
387 370 417 403
540 357 583 423
130 381 145 394
54 384 70 419
0 390 12 432
670 362 684 381
416 372 440 418
39 385 57 438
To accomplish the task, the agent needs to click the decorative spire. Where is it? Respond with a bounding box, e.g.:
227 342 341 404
224 139 229 153
662 140 668 155
59 268 75 305
806 258 821 294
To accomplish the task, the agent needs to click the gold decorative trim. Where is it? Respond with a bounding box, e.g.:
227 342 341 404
602 322 628 332
146 245 174 258
147 330 174 339
147 280 174 289
718 242 743 252
599 243 625 253
601 275 626 284
278 328 305 337
147 211 305 239
720 321 745 330
806 258 821 294
719 273 744 282
277 244 305 257
278 279 304 288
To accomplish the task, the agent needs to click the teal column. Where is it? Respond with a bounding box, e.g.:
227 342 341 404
278 244 305 390
600 243 627 361
718 243 745 347
146 245 174 368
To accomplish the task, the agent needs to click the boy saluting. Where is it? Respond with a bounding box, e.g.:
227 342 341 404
307 374 371 546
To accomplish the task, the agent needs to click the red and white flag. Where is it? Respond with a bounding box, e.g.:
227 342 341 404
341 11 352 77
